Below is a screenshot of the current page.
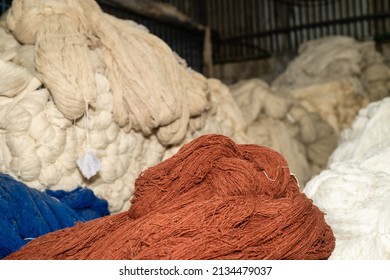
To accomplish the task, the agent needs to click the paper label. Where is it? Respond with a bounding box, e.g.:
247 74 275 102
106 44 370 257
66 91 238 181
77 151 101 180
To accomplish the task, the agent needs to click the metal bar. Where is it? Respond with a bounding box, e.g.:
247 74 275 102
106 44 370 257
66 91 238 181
221 11 390 42
214 0 223 62
247 0 255 59
233 0 240 60
299 3 306 44
354 0 360 38
349 0 354 35
377 0 382 34
291 5 298 50
333 0 340 35
386 0 390 38
363 0 370 38
253 0 261 58
321 2 326 37
346 0 351 35
241 0 247 59
380 0 386 35
220 0 228 62
352 0 361 38
305 0 313 40
373 0 379 36
325 0 331 36
228 0 235 59
357 0 362 38
341 0 347 35
317 2 323 38
266 0 273 52
274 1 281 52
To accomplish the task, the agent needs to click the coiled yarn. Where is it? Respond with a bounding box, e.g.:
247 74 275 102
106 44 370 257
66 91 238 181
304 97 390 259
0 173 109 259
6 135 335 260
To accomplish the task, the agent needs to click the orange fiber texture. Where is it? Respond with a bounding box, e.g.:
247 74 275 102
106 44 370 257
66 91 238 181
6 134 335 260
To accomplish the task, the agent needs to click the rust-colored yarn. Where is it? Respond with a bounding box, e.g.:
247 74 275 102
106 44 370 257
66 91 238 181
6 134 335 260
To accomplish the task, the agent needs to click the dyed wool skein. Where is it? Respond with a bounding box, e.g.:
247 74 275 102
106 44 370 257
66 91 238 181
6 135 335 260
0 174 109 259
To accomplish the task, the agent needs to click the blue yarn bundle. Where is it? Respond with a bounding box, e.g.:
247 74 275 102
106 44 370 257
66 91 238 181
0 174 109 259
44 188 109 221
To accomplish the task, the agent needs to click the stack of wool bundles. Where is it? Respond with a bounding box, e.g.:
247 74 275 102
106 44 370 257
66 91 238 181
272 36 390 133
0 173 109 259
228 36 390 186
6 135 335 260
304 97 390 259
229 78 338 186
0 0 244 213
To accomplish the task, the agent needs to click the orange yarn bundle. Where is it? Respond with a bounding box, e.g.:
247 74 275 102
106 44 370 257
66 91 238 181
7 134 335 260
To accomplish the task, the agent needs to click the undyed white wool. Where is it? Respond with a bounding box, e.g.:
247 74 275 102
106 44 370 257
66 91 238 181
161 78 250 160
0 61 164 212
273 36 384 90
0 13 245 213
5 0 210 146
3 2 387 216
304 97 390 259
284 78 367 133
0 0 224 212
200 78 248 143
229 78 338 186
272 36 389 133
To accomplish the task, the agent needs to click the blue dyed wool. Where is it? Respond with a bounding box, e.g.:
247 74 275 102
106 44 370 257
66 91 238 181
0 174 109 259
45 188 109 220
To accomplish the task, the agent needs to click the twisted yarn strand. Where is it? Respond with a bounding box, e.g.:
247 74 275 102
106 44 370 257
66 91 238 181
6 135 335 260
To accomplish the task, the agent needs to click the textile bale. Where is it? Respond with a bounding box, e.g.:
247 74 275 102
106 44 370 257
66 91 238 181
362 64 390 101
0 173 109 259
5 0 211 144
0 55 164 213
0 1 248 213
0 24 19 61
272 36 389 133
303 97 390 259
6 134 335 260
273 36 383 90
281 78 368 133
187 78 249 144
229 78 338 186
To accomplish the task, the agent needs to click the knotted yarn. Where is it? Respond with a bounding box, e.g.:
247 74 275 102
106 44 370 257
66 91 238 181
0 173 109 259
6 135 335 260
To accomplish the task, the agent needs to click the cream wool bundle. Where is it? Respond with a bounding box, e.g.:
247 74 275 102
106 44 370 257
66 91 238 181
229 78 337 186
6 0 210 146
0 1 249 213
273 36 385 92
272 36 390 133
189 79 249 143
304 97 390 259
160 78 250 161
0 57 166 213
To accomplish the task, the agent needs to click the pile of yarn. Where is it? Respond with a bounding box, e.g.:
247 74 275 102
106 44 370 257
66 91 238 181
0 1 244 213
227 36 390 186
229 78 338 186
272 36 390 133
0 173 109 259
304 97 390 259
6 135 335 260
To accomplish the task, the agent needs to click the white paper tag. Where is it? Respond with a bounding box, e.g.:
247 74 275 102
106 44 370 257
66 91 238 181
77 151 101 180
